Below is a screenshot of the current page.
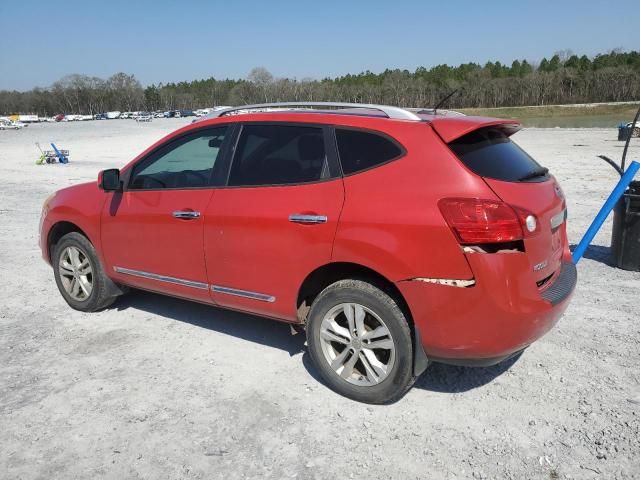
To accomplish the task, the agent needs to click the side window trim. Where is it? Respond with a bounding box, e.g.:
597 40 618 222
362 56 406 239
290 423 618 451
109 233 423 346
331 126 407 177
222 121 341 188
125 125 231 191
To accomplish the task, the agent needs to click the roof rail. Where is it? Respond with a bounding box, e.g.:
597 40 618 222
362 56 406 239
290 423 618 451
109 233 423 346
205 102 423 121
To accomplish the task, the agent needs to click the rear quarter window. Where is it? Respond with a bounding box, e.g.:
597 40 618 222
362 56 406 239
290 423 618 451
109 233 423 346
336 129 403 175
449 128 547 182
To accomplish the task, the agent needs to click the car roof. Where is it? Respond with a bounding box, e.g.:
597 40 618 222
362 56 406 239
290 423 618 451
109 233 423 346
190 105 521 144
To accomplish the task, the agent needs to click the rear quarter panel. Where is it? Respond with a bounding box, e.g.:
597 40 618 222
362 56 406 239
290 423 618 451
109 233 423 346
332 122 500 281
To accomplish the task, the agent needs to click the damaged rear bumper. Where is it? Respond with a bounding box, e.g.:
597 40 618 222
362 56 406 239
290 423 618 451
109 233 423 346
397 255 577 365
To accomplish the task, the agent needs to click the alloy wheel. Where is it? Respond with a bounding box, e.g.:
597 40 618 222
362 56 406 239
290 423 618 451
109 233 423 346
319 302 396 386
58 246 93 301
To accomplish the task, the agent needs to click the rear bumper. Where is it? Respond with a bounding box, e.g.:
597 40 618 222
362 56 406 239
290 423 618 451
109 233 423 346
397 256 576 362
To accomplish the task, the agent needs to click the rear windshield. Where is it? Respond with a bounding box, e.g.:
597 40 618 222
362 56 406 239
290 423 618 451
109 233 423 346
449 128 547 182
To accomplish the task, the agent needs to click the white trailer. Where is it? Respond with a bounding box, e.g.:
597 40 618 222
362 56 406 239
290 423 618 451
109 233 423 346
18 114 39 123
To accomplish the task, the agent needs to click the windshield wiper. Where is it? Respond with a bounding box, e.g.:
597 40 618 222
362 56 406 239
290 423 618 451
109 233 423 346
518 167 549 181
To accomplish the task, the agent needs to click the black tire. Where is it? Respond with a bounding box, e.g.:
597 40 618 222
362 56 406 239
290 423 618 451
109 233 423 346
306 279 415 404
52 232 118 312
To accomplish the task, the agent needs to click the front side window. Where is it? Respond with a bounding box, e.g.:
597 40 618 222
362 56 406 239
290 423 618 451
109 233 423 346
336 129 403 175
129 127 227 189
228 125 327 186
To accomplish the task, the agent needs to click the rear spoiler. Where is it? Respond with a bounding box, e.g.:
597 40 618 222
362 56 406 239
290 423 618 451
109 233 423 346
430 116 522 143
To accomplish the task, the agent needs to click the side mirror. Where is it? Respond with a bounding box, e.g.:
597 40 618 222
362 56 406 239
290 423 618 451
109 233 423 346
99 169 122 191
208 137 223 148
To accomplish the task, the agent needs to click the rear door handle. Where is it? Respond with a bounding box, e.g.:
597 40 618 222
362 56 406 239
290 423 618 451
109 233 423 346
289 214 327 224
172 210 201 219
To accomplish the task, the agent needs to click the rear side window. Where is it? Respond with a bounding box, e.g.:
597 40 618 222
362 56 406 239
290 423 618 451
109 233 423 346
336 129 403 175
449 128 547 182
228 124 327 186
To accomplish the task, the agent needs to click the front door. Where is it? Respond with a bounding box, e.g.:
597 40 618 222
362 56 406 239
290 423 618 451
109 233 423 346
204 123 344 320
101 126 229 302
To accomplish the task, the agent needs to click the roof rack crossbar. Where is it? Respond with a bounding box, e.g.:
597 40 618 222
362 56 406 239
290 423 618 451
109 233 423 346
207 102 423 121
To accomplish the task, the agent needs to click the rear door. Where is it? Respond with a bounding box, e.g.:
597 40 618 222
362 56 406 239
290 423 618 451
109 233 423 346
204 123 344 320
101 126 229 302
447 126 568 282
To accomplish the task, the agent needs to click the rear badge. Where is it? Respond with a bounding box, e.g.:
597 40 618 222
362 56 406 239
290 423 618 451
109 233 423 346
533 260 548 271
554 184 564 199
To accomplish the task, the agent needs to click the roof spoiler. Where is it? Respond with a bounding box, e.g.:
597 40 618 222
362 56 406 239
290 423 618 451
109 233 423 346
430 116 522 143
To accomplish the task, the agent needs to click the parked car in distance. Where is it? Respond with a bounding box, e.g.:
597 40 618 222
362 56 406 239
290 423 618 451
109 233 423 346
0 120 26 129
94 113 108 120
136 112 153 122
39 102 576 403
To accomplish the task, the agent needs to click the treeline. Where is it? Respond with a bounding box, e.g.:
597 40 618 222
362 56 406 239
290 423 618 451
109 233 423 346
1 50 639 115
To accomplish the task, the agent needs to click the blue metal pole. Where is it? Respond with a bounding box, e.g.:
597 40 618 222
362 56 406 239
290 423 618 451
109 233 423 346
51 143 68 164
572 160 640 264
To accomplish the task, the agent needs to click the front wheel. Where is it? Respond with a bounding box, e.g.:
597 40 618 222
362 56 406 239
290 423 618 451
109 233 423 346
53 232 118 312
306 279 415 404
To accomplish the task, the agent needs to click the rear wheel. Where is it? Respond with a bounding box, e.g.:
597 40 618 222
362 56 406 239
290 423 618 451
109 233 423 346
53 232 118 312
306 279 414 404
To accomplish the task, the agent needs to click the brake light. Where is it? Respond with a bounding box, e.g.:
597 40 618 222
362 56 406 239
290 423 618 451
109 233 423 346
438 198 539 244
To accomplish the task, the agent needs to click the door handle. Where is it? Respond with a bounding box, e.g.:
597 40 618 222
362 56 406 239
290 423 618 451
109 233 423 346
288 214 327 224
172 210 201 219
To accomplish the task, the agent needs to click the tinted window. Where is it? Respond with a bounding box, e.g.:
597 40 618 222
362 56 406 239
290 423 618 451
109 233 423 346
130 127 227 189
228 125 326 186
449 128 547 182
336 129 403 175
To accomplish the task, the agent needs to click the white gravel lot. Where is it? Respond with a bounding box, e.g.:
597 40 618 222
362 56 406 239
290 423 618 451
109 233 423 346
1 119 639 480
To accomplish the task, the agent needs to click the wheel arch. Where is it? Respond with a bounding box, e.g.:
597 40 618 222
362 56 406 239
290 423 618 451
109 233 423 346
47 221 91 262
47 220 126 299
297 261 410 323
298 261 429 376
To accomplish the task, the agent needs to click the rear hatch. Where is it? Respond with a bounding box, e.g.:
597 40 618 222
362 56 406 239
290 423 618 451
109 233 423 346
443 123 567 284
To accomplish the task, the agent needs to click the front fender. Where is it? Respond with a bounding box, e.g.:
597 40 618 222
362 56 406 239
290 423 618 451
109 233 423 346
40 182 108 264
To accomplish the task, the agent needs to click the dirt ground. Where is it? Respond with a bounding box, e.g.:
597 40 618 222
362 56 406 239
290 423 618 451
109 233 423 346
1 119 639 480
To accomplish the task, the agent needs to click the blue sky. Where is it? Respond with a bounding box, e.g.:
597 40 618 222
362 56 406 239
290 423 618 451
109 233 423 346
0 0 637 91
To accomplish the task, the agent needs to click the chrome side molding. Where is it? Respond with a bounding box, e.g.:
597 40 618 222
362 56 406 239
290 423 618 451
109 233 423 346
211 285 276 303
113 267 277 302
113 266 209 290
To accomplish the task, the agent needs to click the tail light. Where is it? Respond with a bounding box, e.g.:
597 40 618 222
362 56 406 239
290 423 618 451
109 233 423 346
438 198 539 244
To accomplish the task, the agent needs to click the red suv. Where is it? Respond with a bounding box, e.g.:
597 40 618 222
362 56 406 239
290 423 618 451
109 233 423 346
39 102 576 403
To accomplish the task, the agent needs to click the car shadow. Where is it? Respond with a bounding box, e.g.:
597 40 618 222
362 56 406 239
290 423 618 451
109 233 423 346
112 290 306 357
413 353 522 393
300 351 522 400
112 289 520 397
569 243 612 266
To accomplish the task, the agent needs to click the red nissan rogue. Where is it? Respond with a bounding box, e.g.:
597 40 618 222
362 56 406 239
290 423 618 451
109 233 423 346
39 102 576 403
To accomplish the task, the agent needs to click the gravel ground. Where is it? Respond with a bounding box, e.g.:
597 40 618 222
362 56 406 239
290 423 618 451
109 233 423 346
1 119 639 479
